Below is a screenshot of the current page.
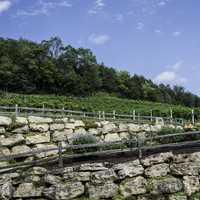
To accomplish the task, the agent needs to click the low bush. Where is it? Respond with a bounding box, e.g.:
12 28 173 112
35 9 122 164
72 134 98 154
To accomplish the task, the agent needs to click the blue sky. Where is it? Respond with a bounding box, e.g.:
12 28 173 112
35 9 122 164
0 0 200 95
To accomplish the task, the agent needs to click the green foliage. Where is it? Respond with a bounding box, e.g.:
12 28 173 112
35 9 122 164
82 119 98 130
0 92 197 120
0 37 200 111
157 127 183 136
72 134 98 154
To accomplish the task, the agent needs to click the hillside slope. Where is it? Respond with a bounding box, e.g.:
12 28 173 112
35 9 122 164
0 93 196 120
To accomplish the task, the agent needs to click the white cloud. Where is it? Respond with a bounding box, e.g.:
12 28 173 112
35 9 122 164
173 31 181 37
136 22 144 30
154 29 162 34
114 14 124 22
88 0 105 15
154 71 187 84
88 34 110 45
155 71 176 82
170 60 183 70
0 0 11 13
154 61 187 85
16 0 72 17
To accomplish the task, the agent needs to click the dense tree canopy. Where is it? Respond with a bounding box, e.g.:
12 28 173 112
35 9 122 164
0 37 199 108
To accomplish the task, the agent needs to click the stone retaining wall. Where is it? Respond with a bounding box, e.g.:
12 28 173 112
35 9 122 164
0 151 200 199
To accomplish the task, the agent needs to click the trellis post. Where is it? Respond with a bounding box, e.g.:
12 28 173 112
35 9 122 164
113 110 116 120
15 104 18 117
150 110 153 122
192 109 195 125
58 142 63 168
132 110 136 121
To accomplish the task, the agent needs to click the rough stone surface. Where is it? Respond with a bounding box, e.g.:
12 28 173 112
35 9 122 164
149 177 183 195
52 129 73 142
33 144 58 158
104 133 120 142
50 124 65 131
170 162 200 176
113 160 144 179
145 163 170 177
0 116 12 126
30 124 49 132
15 117 28 126
183 176 200 196
55 182 84 200
0 134 24 147
14 183 43 198
26 132 50 144
87 181 118 199
120 176 147 197
79 163 107 171
11 145 31 154
28 116 53 124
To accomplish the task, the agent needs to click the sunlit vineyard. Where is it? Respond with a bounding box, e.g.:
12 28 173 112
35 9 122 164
0 92 198 120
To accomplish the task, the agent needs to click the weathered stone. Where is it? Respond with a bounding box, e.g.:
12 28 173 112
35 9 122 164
15 117 28 126
43 186 56 199
141 152 173 167
170 162 199 176
30 124 49 132
55 182 84 200
102 123 117 133
31 167 47 175
183 176 200 196
74 127 86 135
119 132 130 140
113 160 144 179
0 134 24 147
64 172 90 182
118 123 128 132
33 144 58 158
44 174 62 185
88 128 99 135
150 125 162 132
0 127 5 134
140 124 151 132
14 183 43 198
52 129 73 142
24 175 41 183
0 181 13 200
149 177 183 195
87 181 118 199
128 124 141 132
28 116 53 124
26 132 50 144
91 169 117 184
50 124 65 131
0 147 10 156
12 125 29 134
74 120 85 127
11 145 31 154
65 123 75 129
79 163 107 171
145 163 170 177
0 116 12 126
120 176 147 197
104 133 120 142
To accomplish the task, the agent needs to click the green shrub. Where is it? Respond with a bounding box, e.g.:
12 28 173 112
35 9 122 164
72 134 98 154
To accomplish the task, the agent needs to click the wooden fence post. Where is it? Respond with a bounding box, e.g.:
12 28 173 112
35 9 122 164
15 104 18 117
98 111 101 120
192 109 195 125
102 111 105 120
58 142 63 168
132 110 136 121
170 109 173 124
150 110 153 122
42 104 45 115
113 110 116 120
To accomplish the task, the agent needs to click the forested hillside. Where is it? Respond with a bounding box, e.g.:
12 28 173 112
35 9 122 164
0 37 199 108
